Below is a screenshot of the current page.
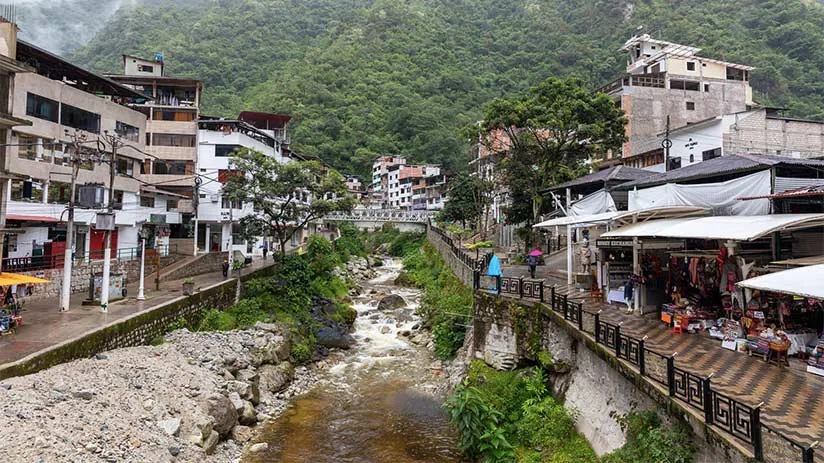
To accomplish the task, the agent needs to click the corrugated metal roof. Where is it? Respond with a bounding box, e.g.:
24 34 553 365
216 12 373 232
739 183 824 200
614 154 824 190
548 166 651 191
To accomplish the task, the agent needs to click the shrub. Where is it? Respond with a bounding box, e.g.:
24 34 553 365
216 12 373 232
601 411 695 463
444 382 515 462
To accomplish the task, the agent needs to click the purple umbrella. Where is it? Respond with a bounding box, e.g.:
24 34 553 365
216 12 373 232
529 250 543 257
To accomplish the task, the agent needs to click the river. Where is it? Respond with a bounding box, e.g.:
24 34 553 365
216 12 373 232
243 258 461 462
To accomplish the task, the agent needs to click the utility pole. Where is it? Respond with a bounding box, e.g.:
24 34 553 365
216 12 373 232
662 115 672 172
60 130 89 312
137 233 145 300
99 131 123 313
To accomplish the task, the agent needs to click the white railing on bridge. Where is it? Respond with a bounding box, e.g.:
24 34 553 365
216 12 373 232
324 209 435 223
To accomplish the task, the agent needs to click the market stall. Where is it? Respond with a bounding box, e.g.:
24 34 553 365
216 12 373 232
737 265 824 375
0 272 49 335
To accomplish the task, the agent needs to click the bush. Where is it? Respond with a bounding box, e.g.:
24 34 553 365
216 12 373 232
444 382 515 462
334 222 366 259
601 411 695 463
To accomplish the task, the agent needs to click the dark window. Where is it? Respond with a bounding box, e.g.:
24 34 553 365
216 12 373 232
140 195 155 208
137 64 154 73
215 144 241 157
670 80 699 91
221 196 242 209
61 104 100 133
704 84 710 92
689 154 694 163
686 102 695 110
726 67 745 81
686 61 696 71
113 190 124 210
26 93 59 122
167 199 179 211
148 133 196 147
667 157 682 170
10 178 43 201
116 158 134 177
115 121 140 142
153 160 190 175
153 110 195 121
48 181 72 204
702 148 721 161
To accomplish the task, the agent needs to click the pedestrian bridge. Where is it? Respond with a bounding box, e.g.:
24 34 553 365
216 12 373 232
323 209 434 231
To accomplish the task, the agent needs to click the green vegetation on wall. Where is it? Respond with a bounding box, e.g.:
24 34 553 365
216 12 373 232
403 241 473 360
66 0 824 178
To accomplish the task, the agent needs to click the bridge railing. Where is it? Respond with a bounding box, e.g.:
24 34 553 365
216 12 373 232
324 209 435 223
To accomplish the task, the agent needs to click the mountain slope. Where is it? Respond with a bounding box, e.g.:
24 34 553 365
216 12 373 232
66 0 824 178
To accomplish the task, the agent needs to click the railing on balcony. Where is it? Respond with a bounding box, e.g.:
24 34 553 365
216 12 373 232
1 244 177 273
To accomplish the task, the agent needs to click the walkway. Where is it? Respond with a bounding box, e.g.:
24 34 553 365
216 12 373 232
0 257 274 366
504 261 824 450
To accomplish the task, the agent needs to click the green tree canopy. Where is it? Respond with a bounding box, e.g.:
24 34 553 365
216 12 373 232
222 148 355 255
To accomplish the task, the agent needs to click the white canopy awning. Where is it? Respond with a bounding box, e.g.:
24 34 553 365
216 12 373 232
601 214 824 241
533 206 707 229
736 265 824 300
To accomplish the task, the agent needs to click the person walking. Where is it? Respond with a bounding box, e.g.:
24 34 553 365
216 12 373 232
262 241 269 260
222 258 230 279
527 254 538 279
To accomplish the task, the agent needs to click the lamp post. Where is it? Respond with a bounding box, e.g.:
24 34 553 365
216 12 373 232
137 233 146 301
98 131 123 313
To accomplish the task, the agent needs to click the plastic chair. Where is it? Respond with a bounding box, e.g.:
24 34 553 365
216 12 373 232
672 323 683 334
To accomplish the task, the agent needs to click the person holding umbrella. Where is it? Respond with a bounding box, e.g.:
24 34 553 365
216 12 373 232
528 249 542 279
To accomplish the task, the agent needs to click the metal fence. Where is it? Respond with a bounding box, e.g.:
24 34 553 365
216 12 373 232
1 244 177 273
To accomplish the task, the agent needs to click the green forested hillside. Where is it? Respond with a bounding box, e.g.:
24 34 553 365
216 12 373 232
65 0 824 178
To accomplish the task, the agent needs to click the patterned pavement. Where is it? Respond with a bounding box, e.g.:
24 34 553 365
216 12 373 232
547 279 824 448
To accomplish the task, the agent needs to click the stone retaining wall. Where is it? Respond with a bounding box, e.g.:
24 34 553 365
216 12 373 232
0 264 276 381
426 227 475 288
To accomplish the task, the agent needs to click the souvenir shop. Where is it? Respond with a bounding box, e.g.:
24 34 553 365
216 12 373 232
0 272 49 335
736 265 824 376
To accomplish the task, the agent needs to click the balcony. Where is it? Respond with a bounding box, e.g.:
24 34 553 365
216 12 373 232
597 73 666 95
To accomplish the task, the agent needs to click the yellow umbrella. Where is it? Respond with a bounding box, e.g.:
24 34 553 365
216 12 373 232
0 272 50 286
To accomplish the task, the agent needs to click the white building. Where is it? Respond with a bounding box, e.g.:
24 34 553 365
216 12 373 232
195 113 291 256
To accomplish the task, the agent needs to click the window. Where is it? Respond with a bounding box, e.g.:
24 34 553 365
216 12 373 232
61 104 100 133
10 179 43 202
153 160 191 175
689 154 694 163
26 93 59 122
686 61 696 71
153 110 195 121
116 158 134 177
667 157 682 170
113 190 124 210
140 195 155 208
221 196 242 209
115 121 140 142
48 181 72 204
704 84 710 92
51 142 66 166
137 64 154 73
166 199 179 211
670 80 700 91
148 133 196 147
702 148 721 161
215 144 241 157
17 134 37 160
686 102 695 111
726 67 747 81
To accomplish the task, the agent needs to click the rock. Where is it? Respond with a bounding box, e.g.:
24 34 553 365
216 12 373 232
238 401 257 426
226 381 252 401
180 409 215 447
377 294 406 311
72 390 95 400
400 330 411 337
201 393 238 438
168 445 180 457
142 399 154 410
380 326 391 334
157 418 181 437
316 326 355 349
231 425 253 442
94 354 109 360
253 334 291 366
258 363 294 393
249 442 269 453
254 322 280 333
202 430 220 455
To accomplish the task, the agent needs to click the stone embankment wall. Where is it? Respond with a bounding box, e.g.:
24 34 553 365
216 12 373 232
425 227 474 287
0 264 277 381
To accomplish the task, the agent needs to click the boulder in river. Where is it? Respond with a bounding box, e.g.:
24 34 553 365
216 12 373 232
378 294 406 311
259 362 294 393
317 326 356 349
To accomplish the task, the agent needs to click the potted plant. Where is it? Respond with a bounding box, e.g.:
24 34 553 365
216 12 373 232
182 277 195 295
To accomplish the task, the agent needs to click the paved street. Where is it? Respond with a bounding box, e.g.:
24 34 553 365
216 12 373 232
0 257 274 366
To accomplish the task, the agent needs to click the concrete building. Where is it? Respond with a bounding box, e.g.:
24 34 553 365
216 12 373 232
106 54 203 252
196 113 291 256
469 128 512 224
650 108 824 172
345 175 364 199
371 156 406 209
1 37 183 267
598 34 755 168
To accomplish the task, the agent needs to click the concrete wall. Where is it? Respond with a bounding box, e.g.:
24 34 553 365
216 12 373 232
426 227 475 287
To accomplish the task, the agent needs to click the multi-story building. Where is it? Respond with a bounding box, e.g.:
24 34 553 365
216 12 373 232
345 175 364 199
196 112 291 255
371 155 406 208
423 167 447 211
2 36 184 265
107 54 203 251
598 34 755 169
469 128 512 223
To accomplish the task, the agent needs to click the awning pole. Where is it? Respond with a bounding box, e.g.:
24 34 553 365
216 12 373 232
566 188 573 285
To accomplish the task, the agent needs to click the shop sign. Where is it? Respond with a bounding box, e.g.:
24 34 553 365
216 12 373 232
596 239 633 248
149 214 167 224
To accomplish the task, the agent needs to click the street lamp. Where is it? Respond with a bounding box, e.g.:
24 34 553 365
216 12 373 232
137 232 146 301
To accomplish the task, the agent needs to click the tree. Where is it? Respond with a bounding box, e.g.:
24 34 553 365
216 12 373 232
482 77 626 228
441 171 494 236
223 148 355 256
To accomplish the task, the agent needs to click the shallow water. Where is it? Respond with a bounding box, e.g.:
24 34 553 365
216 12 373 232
245 258 461 463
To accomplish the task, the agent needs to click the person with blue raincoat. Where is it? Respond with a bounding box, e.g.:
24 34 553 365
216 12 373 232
487 254 502 293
